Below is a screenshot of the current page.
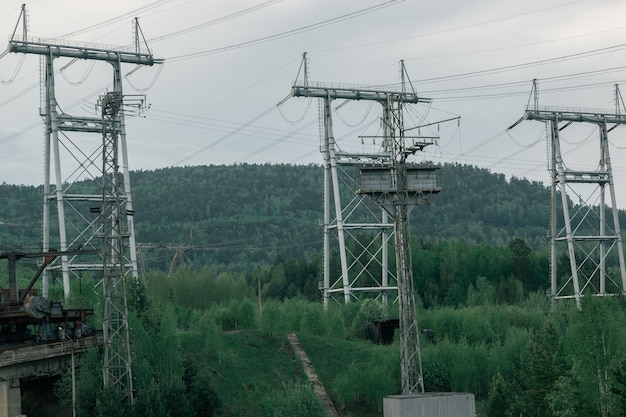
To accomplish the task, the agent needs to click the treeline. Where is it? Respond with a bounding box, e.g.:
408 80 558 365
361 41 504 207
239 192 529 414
150 237 547 309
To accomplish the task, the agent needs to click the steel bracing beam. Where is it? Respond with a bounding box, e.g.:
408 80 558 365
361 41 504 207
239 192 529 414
292 84 431 104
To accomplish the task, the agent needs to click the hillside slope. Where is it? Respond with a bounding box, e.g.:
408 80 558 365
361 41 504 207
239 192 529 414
0 162 594 269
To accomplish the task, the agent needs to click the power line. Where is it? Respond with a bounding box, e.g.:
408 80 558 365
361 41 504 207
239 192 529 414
311 0 586 54
172 105 277 165
146 0 284 43
165 0 405 62
410 43 626 85
57 0 170 39
420 66 626 96
141 110 317 147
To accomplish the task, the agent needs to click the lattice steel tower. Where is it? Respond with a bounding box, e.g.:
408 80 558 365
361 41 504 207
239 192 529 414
291 58 442 393
357 96 442 394
291 55 416 308
513 83 626 309
8 6 161 404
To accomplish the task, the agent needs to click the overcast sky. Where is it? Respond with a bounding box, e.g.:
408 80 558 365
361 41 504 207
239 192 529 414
2 0 626 204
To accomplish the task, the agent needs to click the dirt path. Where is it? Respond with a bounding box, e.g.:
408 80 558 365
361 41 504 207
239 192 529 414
287 333 340 417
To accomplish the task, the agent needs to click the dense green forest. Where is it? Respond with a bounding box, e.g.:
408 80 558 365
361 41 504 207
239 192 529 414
3 163 626 416
2 163 620 307
0 162 558 264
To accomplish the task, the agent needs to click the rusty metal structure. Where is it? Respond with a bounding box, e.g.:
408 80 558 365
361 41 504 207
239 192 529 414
0 248 95 343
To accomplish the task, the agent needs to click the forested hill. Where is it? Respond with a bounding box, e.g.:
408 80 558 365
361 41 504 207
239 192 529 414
130 162 554 249
0 162 589 268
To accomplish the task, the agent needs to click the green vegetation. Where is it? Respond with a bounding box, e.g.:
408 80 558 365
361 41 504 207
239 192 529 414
3 163 626 415
53 275 626 416
0 163 581 263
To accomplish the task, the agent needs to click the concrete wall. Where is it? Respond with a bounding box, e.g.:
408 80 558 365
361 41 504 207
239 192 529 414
0 379 21 417
384 392 475 417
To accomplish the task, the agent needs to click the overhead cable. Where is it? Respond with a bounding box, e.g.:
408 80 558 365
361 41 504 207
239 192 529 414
165 0 405 62
147 0 284 43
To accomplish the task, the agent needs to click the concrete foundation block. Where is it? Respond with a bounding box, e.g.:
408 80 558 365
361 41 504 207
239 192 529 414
384 392 475 417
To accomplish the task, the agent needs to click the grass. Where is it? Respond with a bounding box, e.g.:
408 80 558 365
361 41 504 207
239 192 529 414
298 333 400 417
181 330 307 416
180 330 399 417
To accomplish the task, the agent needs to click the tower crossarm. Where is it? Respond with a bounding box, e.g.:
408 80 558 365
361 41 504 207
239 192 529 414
525 107 626 125
292 84 431 104
9 37 162 65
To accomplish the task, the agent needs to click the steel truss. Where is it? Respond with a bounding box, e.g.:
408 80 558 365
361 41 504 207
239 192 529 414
99 90 135 404
8 7 160 404
292 84 427 308
322 146 396 308
292 77 438 394
525 106 626 309
9 35 156 298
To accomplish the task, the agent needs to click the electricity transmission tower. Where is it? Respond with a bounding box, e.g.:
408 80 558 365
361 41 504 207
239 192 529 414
511 82 626 309
290 54 406 308
291 58 443 394
135 242 196 278
358 96 442 394
8 6 161 404
98 90 147 404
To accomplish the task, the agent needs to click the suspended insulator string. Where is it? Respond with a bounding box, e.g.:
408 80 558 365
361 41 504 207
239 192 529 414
59 58 96 86
125 63 164 92
0 52 25 85
277 96 313 124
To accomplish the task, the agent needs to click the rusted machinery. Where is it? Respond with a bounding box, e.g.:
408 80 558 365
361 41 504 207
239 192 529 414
0 249 95 343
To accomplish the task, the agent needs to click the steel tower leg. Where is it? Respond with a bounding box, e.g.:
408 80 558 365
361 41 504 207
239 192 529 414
43 52 71 297
323 96 351 303
382 209 389 305
323 119 331 309
101 64 134 403
551 119 582 309
550 132 558 309
115 64 139 281
391 99 424 394
601 121 626 293
42 56 52 298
